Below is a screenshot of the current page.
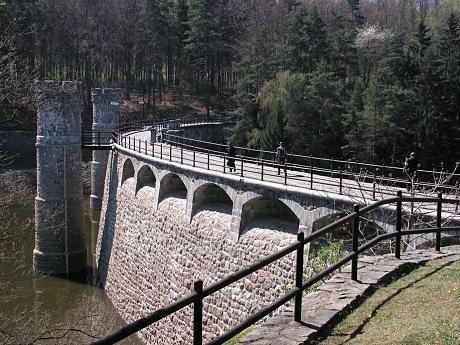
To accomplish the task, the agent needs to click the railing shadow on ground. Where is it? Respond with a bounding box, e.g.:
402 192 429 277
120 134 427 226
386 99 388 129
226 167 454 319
91 190 460 345
330 260 455 345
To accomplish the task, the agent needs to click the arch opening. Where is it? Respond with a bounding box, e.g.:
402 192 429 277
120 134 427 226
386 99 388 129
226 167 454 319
121 159 135 185
192 183 233 217
311 211 386 253
240 197 299 235
159 173 187 202
136 165 156 193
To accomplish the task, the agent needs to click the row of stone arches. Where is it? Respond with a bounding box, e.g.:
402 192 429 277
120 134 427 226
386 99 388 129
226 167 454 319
120 158 302 238
117 155 452 250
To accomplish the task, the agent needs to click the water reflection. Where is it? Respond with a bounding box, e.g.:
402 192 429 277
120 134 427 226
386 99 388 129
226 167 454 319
0 170 142 344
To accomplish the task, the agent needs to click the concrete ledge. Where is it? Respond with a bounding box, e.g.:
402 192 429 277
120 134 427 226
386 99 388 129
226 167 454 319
240 245 460 345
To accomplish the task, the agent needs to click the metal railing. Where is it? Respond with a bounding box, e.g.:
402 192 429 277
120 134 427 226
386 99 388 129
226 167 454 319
162 133 460 194
112 124 460 200
83 119 459 198
92 193 460 345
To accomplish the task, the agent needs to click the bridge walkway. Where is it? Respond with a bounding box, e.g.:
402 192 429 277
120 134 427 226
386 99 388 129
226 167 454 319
123 130 459 218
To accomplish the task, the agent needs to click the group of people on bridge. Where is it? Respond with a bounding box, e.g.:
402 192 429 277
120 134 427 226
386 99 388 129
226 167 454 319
226 141 420 190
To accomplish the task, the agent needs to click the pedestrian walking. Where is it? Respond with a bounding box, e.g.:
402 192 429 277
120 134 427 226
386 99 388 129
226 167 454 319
403 152 419 191
227 143 236 173
276 142 286 175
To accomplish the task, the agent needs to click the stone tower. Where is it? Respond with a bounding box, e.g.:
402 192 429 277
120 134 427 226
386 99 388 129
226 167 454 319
34 81 86 274
90 88 123 212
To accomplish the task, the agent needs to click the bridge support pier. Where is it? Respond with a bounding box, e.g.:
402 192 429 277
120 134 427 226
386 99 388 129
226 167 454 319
90 88 123 212
34 81 86 274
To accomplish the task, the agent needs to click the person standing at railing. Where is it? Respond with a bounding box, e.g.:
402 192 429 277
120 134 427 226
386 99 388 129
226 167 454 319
276 142 287 175
404 152 419 191
227 143 236 173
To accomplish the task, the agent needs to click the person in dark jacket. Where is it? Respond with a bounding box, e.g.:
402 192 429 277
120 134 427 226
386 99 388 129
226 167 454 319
404 152 419 191
276 142 286 175
227 143 236 173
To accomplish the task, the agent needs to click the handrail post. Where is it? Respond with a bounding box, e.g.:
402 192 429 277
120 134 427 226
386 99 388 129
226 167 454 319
261 161 264 181
284 162 287 185
98 131 101 146
170 145 172 162
224 155 226 173
436 192 442 252
160 144 163 159
207 151 210 170
310 165 313 189
193 280 203 345
352 204 360 281
396 190 402 259
294 232 305 322
181 146 183 164
145 140 147 154
455 182 459 214
241 157 244 177
372 175 376 200
339 170 343 195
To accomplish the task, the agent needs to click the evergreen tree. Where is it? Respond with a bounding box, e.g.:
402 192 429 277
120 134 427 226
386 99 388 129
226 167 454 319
288 5 330 74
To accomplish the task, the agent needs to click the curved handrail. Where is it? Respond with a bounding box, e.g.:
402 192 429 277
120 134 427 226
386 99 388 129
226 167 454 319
92 194 460 345
109 123 460 199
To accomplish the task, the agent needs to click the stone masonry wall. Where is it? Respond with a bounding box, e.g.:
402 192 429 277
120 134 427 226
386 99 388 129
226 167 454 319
96 151 297 344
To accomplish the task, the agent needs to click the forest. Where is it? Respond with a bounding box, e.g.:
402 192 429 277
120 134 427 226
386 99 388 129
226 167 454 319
0 0 459 168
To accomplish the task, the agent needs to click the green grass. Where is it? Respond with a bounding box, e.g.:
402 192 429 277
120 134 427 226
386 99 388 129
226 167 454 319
223 327 253 345
315 259 460 345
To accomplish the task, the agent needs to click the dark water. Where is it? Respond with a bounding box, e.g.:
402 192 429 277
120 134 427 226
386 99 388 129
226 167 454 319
0 170 142 345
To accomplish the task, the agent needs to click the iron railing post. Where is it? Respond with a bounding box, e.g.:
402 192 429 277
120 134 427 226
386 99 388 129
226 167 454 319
241 157 243 177
261 161 264 181
436 192 442 251
352 204 360 281
98 131 101 147
193 280 203 345
310 165 313 189
181 146 183 164
339 170 343 195
284 162 287 185
372 175 376 200
160 144 163 159
455 182 459 214
207 152 210 170
170 145 172 162
224 155 226 173
145 140 147 154
294 232 305 322
396 190 402 259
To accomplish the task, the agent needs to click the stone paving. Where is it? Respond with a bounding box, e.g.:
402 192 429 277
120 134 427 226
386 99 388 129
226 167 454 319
239 245 460 345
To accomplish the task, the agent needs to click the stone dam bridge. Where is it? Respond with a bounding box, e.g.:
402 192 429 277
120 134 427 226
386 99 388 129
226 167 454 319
33 82 460 344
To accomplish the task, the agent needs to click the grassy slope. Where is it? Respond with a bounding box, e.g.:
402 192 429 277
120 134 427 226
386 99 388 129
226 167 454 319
316 259 460 345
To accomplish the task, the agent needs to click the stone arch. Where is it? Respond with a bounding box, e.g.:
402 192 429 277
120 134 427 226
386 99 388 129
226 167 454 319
192 183 233 217
240 197 300 235
311 209 349 233
159 173 187 202
121 158 135 185
136 165 156 194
